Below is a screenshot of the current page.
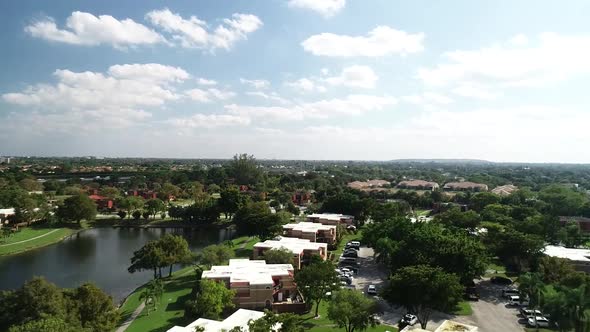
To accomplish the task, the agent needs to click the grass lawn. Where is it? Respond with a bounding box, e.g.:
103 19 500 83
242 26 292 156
484 258 519 280
414 209 431 217
302 300 398 332
232 235 259 258
0 226 74 255
122 267 196 332
451 301 473 316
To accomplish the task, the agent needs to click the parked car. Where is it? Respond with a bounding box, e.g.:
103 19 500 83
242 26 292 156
502 288 519 298
520 308 542 317
339 257 358 264
342 251 358 258
339 275 353 285
367 285 377 295
527 316 550 328
508 295 529 306
400 314 418 326
491 276 513 285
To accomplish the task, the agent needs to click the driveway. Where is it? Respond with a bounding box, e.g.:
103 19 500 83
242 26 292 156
348 246 524 332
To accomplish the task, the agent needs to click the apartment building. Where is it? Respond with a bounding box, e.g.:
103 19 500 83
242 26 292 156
253 237 328 269
167 309 266 332
306 213 354 226
283 222 337 245
202 259 304 313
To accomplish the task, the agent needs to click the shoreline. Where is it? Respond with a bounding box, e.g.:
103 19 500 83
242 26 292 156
0 226 86 257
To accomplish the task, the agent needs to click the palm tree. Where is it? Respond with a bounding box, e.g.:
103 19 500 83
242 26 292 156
564 285 590 332
139 279 164 315
518 272 544 331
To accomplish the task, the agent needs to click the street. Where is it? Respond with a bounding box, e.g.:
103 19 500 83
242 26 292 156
350 246 525 332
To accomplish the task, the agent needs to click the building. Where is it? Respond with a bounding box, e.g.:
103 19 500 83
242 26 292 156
0 208 15 228
291 191 312 206
397 180 440 191
0 157 10 164
306 213 354 226
283 222 337 245
347 180 390 190
253 237 328 269
491 184 518 196
167 309 266 332
202 259 305 312
401 320 477 332
443 182 488 192
544 245 590 273
559 216 590 233
88 195 114 210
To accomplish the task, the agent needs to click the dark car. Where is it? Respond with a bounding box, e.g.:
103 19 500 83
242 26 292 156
342 251 358 258
491 276 513 285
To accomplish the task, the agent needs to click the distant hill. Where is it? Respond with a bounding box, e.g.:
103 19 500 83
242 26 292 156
389 159 492 164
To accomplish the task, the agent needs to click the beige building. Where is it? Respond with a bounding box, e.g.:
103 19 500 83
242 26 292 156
202 259 304 313
283 222 337 245
397 179 440 191
253 237 328 269
307 213 354 226
443 182 488 192
491 184 518 196
167 309 266 332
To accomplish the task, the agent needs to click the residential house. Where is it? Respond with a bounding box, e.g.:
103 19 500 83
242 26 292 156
544 245 590 273
88 195 114 210
167 309 266 332
491 184 518 196
253 237 328 269
443 182 488 192
202 259 305 313
291 191 312 206
347 180 390 190
306 213 354 226
397 180 440 191
283 222 337 245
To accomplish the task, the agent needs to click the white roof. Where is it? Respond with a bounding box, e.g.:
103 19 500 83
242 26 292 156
435 320 478 332
0 208 15 216
254 237 328 256
283 222 336 233
202 259 294 285
307 213 354 221
544 245 590 262
167 309 265 332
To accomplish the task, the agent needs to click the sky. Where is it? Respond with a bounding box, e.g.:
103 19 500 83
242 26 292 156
1 0 590 162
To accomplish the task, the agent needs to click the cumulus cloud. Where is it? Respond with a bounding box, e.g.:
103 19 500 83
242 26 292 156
324 65 378 88
186 88 236 103
284 78 326 93
287 0 346 18
25 11 165 48
240 78 270 89
145 8 262 51
401 92 453 105
108 63 190 83
417 32 590 88
245 91 290 104
196 78 218 86
302 26 424 57
166 113 250 129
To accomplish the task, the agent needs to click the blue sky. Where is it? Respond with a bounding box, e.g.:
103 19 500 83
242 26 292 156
1 0 590 162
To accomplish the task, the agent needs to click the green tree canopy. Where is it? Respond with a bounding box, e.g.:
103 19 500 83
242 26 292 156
294 260 340 317
259 248 294 265
56 194 97 224
198 244 235 268
327 289 378 332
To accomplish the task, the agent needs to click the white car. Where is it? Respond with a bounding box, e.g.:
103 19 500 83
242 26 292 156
401 314 418 326
520 308 542 317
527 316 550 328
367 285 377 295
508 295 529 306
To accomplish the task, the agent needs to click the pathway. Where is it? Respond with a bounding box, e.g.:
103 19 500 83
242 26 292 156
0 229 60 247
115 302 145 332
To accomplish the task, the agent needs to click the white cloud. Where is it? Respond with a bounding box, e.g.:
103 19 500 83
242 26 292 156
108 63 190 83
240 78 270 89
166 113 250 129
245 91 290 104
302 26 424 57
226 94 396 122
186 88 235 103
285 78 326 93
25 11 165 48
287 0 346 18
146 8 262 51
196 78 218 86
401 92 453 105
451 84 498 100
418 32 590 87
324 65 378 89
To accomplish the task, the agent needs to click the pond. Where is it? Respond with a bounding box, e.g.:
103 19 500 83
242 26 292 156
0 226 234 302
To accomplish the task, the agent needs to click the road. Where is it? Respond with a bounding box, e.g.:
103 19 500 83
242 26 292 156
348 246 525 332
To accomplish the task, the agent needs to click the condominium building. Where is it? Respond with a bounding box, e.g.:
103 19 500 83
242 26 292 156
167 309 266 332
253 237 328 269
306 213 354 226
283 222 337 245
202 259 305 313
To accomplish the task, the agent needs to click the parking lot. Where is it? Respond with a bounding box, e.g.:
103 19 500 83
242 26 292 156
344 245 525 332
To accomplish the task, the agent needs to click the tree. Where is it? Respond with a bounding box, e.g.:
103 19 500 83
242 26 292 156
487 227 544 272
145 198 166 219
132 210 142 221
557 221 584 248
327 289 378 332
469 192 501 212
234 202 285 240
539 185 588 216
518 272 544 329
158 234 194 276
219 186 249 219
542 287 575 332
139 279 164 315
99 187 120 200
56 194 97 224
189 279 235 320
538 256 577 284
434 208 481 230
294 260 340 317
320 193 372 225
259 248 294 265
228 153 262 186
384 265 464 329
8 317 81 332
128 241 166 279
69 283 119 331
117 210 127 220
247 310 304 332
118 196 145 219
198 244 234 268
18 178 43 192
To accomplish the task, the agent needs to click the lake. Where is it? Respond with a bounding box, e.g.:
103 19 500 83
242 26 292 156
0 226 234 302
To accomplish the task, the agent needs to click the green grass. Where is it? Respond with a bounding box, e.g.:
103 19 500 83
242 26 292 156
302 300 397 332
451 301 473 316
484 258 519 279
415 209 431 217
0 227 74 255
122 267 196 332
233 235 259 258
